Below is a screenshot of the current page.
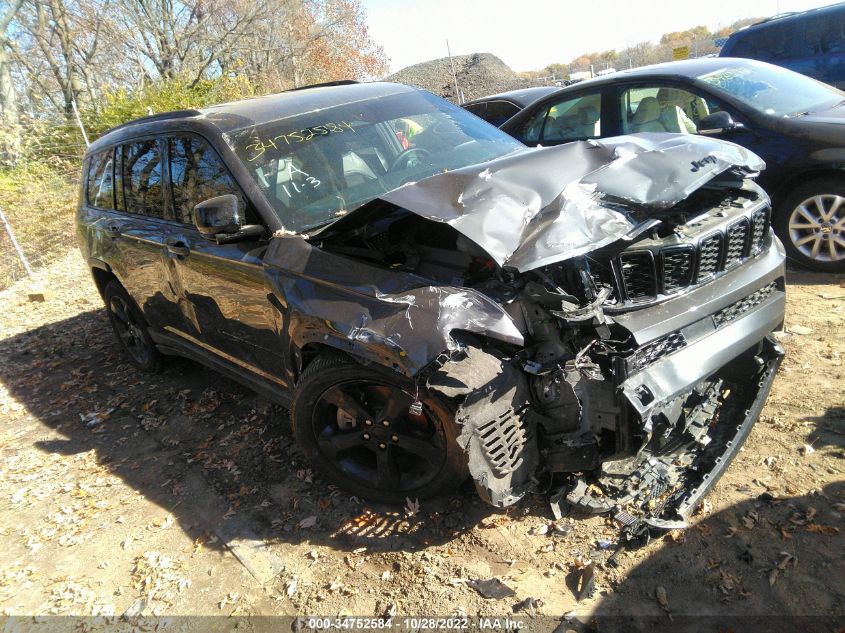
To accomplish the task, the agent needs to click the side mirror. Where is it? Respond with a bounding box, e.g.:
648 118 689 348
193 194 264 243
697 111 744 135
194 194 243 236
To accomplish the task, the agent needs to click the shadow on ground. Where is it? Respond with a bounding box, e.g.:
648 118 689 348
575 480 845 632
804 406 845 451
0 308 501 558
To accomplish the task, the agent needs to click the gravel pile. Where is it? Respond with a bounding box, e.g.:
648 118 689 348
387 53 537 103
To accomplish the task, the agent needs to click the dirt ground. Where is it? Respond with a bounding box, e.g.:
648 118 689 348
1 250 843 630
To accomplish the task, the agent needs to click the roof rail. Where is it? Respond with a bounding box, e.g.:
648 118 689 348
748 11 799 27
286 80 359 92
747 1 844 28
101 109 203 136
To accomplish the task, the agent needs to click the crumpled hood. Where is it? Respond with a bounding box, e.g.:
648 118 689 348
367 133 764 272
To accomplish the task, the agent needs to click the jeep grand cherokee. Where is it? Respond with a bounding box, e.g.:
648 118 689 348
77 81 785 528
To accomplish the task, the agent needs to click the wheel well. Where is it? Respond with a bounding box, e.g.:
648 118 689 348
770 169 845 207
90 267 118 300
297 342 337 381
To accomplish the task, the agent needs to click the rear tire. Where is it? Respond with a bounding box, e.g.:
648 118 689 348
291 352 467 504
775 178 845 272
104 280 163 372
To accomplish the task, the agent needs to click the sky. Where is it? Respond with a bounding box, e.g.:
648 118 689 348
362 0 835 73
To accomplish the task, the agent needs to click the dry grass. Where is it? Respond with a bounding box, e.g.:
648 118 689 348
0 165 79 290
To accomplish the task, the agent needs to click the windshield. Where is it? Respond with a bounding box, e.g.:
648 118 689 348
227 89 524 232
697 64 845 117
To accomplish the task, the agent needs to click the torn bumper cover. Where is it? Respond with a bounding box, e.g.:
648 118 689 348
427 238 786 521
565 334 784 528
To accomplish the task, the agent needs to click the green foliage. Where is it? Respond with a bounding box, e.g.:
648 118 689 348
84 75 256 139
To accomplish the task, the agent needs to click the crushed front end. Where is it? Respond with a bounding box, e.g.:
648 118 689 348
423 165 786 526
311 134 786 523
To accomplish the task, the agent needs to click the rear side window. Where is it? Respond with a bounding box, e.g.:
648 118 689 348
169 136 241 224
483 101 520 126
518 92 602 143
802 12 845 55
86 149 115 209
121 140 164 218
463 103 486 117
730 23 800 61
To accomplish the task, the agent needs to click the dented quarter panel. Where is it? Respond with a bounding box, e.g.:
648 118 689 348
261 237 524 379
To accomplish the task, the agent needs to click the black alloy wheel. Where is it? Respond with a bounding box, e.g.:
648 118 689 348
104 280 162 372
291 353 467 503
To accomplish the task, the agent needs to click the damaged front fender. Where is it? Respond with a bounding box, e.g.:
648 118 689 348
262 237 523 379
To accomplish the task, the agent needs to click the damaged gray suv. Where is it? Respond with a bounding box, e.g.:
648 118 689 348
77 81 785 528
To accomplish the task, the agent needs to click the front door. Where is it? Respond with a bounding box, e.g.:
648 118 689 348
163 135 289 388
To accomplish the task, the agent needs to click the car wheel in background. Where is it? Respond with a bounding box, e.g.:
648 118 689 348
775 178 845 272
291 352 467 504
104 280 163 372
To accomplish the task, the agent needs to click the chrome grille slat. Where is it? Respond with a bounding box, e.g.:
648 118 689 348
661 247 694 293
725 219 750 268
749 207 769 254
696 233 724 281
619 251 657 302
612 204 771 308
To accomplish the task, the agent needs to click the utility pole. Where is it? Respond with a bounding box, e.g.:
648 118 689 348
446 40 462 104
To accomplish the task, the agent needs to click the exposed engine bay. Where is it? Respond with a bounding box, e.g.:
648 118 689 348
294 135 787 529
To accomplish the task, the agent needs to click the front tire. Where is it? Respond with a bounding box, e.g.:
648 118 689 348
291 353 467 504
775 178 845 272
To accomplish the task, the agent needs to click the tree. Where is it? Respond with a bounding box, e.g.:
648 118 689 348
8 0 108 118
0 0 24 161
108 0 269 88
224 0 388 92
0 0 22 120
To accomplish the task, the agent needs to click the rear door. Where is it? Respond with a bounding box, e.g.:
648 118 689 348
106 139 176 328
163 135 288 387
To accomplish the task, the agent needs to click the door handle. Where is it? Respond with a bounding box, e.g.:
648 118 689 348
166 239 190 257
104 225 121 238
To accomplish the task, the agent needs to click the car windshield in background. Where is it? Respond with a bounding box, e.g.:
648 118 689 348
226 90 524 232
697 64 845 117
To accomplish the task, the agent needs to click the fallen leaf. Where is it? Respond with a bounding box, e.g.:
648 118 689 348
656 586 669 609
404 497 420 517
297 516 317 529
467 578 515 600
788 325 814 335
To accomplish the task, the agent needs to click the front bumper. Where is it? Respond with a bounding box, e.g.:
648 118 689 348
564 335 784 526
560 240 787 525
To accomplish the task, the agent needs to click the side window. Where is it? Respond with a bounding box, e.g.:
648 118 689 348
735 24 799 61
463 103 487 118
484 101 520 126
86 149 115 209
169 136 242 224
121 140 164 218
518 93 602 144
620 86 710 134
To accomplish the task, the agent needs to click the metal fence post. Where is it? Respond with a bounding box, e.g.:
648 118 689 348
0 207 34 278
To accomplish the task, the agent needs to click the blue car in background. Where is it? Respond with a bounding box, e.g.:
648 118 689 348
720 3 845 89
